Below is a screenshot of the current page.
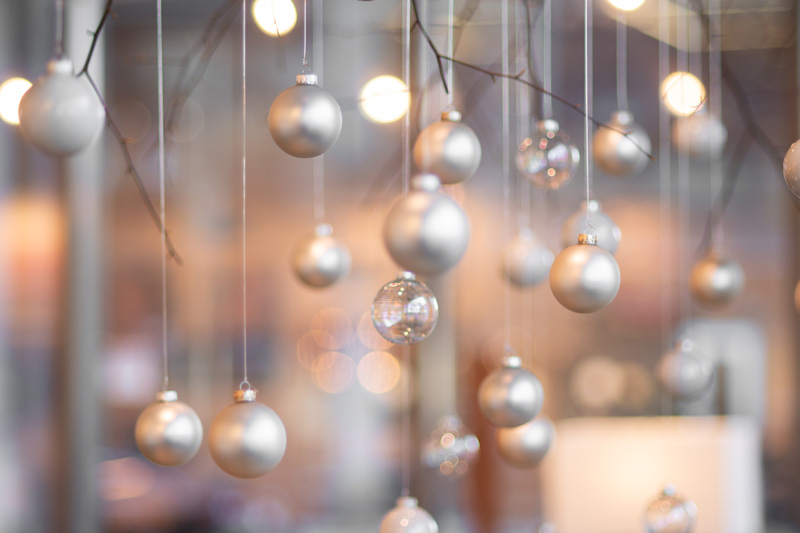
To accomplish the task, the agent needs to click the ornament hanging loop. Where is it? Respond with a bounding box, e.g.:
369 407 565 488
239 379 253 391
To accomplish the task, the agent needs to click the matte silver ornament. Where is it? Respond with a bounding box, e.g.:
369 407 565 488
478 356 544 428
268 73 342 158
689 247 744 309
413 110 482 184
209 389 287 478
291 223 351 288
496 416 554 468
18 58 105 157
783 139 800 198
561 200 621 255
592 110 651 177
550 233 621 313
672 111 727 158
516 119 580 190
383 174 470 276
135 390 203 467
656 338 714 401
644 485 698 533
371 271 439 344
379 497 439 533
501 228 554 287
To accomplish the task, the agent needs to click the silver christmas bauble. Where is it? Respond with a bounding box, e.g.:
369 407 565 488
268 73 342 158
413 110 482 184
371 271 439 344
592 110 652 177
561 200 621 255
516 119 580 190
644 485 698 533
209 389 287 478
496 416 554 468
291 223 351 288
379 497 439 533
383 174 470 276
18 58 105 157
135 390 203 467
783 139 800 198
689 248 744 309
478 356 544 428
501 228 554 287
420 415 480 476
550 233 621 313
656 338 714 401
672 111 727 158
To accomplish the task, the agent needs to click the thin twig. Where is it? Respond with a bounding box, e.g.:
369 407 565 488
78 0 115 75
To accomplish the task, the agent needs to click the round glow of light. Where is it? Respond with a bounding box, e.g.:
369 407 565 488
312 351 357 394
661 72 706 117
607 0 645 10
252 0 297 37
357 351 401 394
0 77 32 125
359 75 409 124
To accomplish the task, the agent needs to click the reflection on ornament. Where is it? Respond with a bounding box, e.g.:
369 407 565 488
209 389 287 478
644 485 698 533
550 233 621 313
371 271 439 344
383 174 470 275
18 58 104 157
291 223 351 288
496 416 554 468
501 228 554 287
135 390 203 467
592 110 651 177
516 119 580 190
379 497 439 533
561 200 621 255
478 355 544 428
359 75 409 124
268 73 342 158
656 338 714 401
661 72 706 117
689 248 744 309
421 415 480 476
252 0 297 37
0 77 31 125
782 139 800 198
672 111 727 158
413 110 482 184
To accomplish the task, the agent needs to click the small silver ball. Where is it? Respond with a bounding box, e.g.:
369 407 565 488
561 200 621 255
592 110 651 177
783 140 800 198
672 111 727 158
516 119 581 190
478 357 544 428
501 229 554 287
135 391 203 467
413 111 482 184
644 485 698 533
291 223 351 288
689 248 744 309
657 338 714 401
379 497 439 533
496 416 554 468
550 235 621 313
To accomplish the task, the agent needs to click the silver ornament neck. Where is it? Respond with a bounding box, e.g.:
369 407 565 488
156 390 178 402
537 118 560 134
662 484 677 497
583 199 601 212
234 389 257 402
47 57 74 75
503 355 523 368
296 73 319 86
411 173 442 192
398 271 417 281
314 223 333 237
577 233 598 245
611 109 635 126
440 109 462 122
396 496 419 508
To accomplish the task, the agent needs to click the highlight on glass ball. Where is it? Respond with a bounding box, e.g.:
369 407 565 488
413 109 482 185
252 0 297 37
783 138 800 198
478 355 544 428
592 110 652 178
661 71 706 117
561 199 622 255
496 416 554 468
371 271 439 344
550 233 621 313
379 497 439 533
516 119 580 190
135 390 203 467
656 337 714 401
501 228 554 288
0 76 31 125
643 485 698 533
420 415 480 476
268 73 342 158
291 223 351 288
671 110 728 158
689 247 744 310
359 75 410 124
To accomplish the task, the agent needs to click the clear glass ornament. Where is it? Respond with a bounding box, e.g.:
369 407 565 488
371 272 439 344
516 119 580 190
644 485 698 533
420 415 480 476
657 337 714 401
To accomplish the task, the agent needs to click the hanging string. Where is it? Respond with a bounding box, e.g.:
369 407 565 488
708 0 722 246
402 0 411 195
156 0 169 392
240 0 250 389
501 0 512 354
312 0 325 222
616 10 629 112
542 0 553 119
583 0 593 229
445 0 455 109
677 0 691 328
302 0 309 71
54 0 65 58
400 344 411 497
515 0 530 232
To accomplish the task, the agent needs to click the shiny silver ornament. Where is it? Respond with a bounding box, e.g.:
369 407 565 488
383 174 470 276
561 200 621 255
501 228 554 287
413 110 482 184
379 497 439 533
672 111 727 158
420 415 480 476
496 416 554 468
478 355 544 428
644 485 698 533
657 338 714 401
209 389 287 478
371 271 439 344
550 233 621 313
268 73 342 158
135 390 203 467
592 110 651 177
689 247 744 309
291 223 351 288
516 119 580 190
783 139 800 198
18 58 105 157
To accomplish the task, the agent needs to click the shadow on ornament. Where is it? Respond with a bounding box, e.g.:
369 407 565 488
478 355 544 428
516 119 580 190
689 247 744 310
550 233 620 313
379 497 439 533
561 200 621 255
592 110 651 178
496 416 554 468
501 228 554 288
291 223 351 288
656 337 715 402
371 271 439 344
414 109 482 185
135 390 203 467
643 484 698 533
420 415 480 476
671 110 727 159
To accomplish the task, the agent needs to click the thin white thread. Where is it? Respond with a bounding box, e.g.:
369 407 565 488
501 0 511 353
677 0 690 330
542 0 552 119
241 0 249 387
446 0 454 108
156 0 169 392
54 0 64 58
616 10 628 112
659 0 673 417
401 344 411 497
583 0 592 228
312 0 325 222
302 0 309 70
709 0 723 245
402 0 411 195
515 0 530 231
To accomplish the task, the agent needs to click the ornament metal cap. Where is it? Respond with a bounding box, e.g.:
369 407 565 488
611 109 635 126
577 233 598 245
314 222 333 237
398 271 417 281
233 389 258 402
537 118 560 133
440 109 462 122
396 496 419 508
296 73 319 86
662 484 678 497
47 57 74 75
503 355 523 368
411 173 442 192
155 390 178 402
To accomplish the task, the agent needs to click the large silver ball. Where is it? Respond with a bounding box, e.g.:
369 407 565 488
657 338 714 401
516 119 581 190
783 139 800 198
550 234 621 313
561 200 621 255
672 111 727 158
135 391 203 467
689 248 744 309
413 110 481 184
209 389 287 478
379 497 439 533
592 110 651 177
501 228 554 287
478 357 544 428
268 74 342 158
383 174 470 276
18 58 105 157
496 416 554 468
291 223 351 288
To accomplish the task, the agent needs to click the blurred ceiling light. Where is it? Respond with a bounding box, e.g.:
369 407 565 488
359 75 409 124
312 352 357 394
0 77 32 125
252 0 297 37
661 71 706 117
357 351 401 394
607 0 645 10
